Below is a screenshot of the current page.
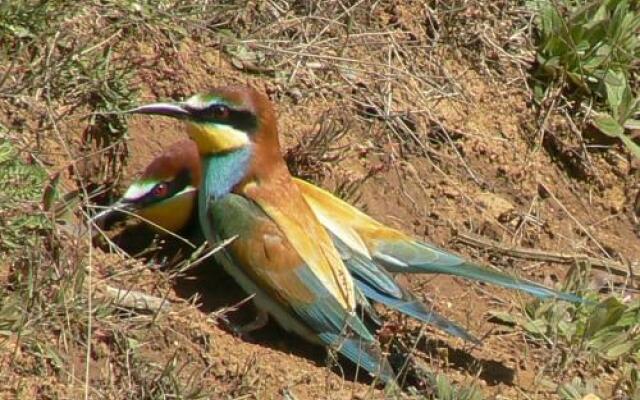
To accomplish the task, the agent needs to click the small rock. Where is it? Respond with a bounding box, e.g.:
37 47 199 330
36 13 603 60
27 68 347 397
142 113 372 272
287 88 303 104
476 192 514 221
604 186 625 213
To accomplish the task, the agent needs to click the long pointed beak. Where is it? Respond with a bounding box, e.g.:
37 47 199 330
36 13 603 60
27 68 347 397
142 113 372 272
128 102 191 119
91 201 138 233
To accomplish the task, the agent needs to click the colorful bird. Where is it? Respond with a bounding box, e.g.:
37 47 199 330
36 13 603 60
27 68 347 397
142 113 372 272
93 139 481 345
114 86 583 382
128 87 396 383
92 140 201 234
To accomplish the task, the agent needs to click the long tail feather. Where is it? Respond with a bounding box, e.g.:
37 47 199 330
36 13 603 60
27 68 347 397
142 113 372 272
357 281 481 344
321 333 397 384
336 237 480 343
372 240 583 303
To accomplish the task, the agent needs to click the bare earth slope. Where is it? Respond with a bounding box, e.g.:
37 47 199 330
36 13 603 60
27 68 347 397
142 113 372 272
1 2 638 399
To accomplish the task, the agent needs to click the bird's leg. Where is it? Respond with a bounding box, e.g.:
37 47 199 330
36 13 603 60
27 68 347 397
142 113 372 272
228 304 270 340
238 308 269 333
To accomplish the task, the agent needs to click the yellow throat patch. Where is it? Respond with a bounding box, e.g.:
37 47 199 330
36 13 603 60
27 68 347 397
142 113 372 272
186 122 249 154
137 190 196 233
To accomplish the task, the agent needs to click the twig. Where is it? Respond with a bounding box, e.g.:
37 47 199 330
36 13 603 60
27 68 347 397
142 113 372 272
431 118 485 187
207 293 256 325
538 181 610 258
89 204 197 249
102 285 172 312
184 236 238 271
455 232 638 280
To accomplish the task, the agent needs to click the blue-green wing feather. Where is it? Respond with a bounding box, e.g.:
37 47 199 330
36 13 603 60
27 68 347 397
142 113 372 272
292 267 395 382
356 280 480 344
371 240 583 303
334 237 479 343
207 194 395 382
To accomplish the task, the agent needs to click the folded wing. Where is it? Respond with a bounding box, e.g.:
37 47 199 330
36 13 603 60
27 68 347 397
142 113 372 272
296 178 582 303
207 193 395 382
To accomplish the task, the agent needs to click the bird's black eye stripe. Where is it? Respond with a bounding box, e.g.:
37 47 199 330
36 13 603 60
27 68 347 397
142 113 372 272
135 168 193 206
203 104 230 120
186 104 258 134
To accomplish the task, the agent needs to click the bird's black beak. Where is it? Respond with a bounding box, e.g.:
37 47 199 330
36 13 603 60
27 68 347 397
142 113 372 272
91 201 138 232
128 102 191 119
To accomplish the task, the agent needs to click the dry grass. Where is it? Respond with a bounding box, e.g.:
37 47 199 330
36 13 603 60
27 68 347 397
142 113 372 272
1 1 639 399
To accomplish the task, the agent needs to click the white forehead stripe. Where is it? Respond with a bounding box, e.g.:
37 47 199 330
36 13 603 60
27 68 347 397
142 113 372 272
123 181 156 201
185 94 214 109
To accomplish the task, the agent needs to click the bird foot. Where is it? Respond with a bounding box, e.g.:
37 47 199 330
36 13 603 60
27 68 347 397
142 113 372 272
229 309 269 340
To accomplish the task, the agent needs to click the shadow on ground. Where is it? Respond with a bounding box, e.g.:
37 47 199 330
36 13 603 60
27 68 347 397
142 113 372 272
96 222 514 389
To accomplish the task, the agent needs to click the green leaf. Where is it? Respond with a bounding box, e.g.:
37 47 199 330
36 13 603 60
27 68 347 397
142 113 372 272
575 40 591 54
584 3 608 29
127 337 140 350
582 54 607 71
542 55 561 70
593 113 624 137
567 71 593 93
584 297 625 338
557 377 586 400
604 70 627 118
617 89 636 122
3 23 33 38
618 132 640 159
558 320 574 338
605 341 636 360
41 172 60 211
524 319 548 336
541 6 560 38
488 311 517 325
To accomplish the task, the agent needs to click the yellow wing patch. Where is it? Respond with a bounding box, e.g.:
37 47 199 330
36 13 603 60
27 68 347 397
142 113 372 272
294 178 410 250
242 179 356 311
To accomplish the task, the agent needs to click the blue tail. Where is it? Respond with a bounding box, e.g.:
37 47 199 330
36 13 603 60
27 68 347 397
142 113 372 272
371 240 584 303
320 332 396 384
335 237 480 344
357 280 480 344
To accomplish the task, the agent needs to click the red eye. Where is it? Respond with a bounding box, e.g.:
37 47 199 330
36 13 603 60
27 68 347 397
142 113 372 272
211 105 230 120
152 183 169 198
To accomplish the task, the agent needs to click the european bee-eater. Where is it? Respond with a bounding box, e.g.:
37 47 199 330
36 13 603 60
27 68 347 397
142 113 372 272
94 139 481 344
129 87 396 383
92 139 201 234
119 86 583 382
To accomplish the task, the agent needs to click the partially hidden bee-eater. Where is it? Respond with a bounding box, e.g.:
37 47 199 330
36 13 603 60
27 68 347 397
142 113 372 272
128 87 397 383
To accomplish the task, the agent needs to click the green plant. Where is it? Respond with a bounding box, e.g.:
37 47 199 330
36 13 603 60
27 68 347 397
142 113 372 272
111 332 210 400
431 374 485 400
0 140 50 254
491 265 640 398
494 269 639 360
523 295 640 361
613 362 640 399
592 70 640 157
557 376 599 400
531 0 640 157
